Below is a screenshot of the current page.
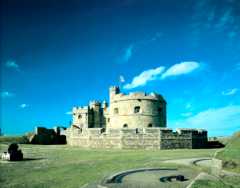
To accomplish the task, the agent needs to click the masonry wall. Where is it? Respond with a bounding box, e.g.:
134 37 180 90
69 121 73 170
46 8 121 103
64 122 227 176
66 128 207 150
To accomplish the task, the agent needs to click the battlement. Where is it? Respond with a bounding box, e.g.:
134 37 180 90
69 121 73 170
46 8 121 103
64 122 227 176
72 106 88 113
89 100 101 106
67 127 206 136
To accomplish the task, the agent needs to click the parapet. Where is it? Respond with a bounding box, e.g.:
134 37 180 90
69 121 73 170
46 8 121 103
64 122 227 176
112 91 166 103
66 127 208 138
176 128 207 135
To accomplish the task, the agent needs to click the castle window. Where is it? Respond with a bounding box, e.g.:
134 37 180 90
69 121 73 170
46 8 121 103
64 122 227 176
134 106 140 113
107 118 110 122
78 115 82 119
123 124 128 128
114 108 119 114
158 107 162 114
148 123 153 127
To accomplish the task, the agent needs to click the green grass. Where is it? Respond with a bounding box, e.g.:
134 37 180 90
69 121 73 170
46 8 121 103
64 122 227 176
0 144 217 188
191 179 233 188
216 131 240 173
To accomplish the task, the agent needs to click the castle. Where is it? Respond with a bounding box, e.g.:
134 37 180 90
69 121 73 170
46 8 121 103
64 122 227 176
66 86 208 149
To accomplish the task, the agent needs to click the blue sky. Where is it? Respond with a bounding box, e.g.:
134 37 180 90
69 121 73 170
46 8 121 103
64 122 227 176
1 0 240 136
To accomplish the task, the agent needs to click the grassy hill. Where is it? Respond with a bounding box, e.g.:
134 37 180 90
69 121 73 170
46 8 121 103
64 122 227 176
216 131 240 173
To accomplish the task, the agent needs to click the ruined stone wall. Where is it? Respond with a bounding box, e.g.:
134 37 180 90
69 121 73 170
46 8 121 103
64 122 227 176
29 127 66 145
66 128 207 150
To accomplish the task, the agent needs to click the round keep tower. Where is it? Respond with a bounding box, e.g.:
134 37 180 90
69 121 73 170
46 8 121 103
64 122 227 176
107 86 167 129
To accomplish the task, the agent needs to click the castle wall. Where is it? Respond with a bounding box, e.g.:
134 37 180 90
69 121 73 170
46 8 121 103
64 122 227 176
66 128 122 149
66 128 207 150
159 129 192 149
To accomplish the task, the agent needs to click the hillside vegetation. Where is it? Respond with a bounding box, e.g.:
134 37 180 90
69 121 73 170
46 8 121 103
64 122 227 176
0 135 29 144
216 131 240 173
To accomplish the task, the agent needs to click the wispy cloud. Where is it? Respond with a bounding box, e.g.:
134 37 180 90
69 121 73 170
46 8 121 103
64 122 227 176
123 66 165 89
172 105 240 136
161 61 200 79
5 60 20 71
65 111 72 115
117 32 163 64
236 62 240 70
149 32 162 42
185 103 192 110
222 88 238 96
1 91 15 98
19 104 29 109
215 8 234 30
181 112 193 117
117 45 134 64
119 75 125 83
190 0 239 48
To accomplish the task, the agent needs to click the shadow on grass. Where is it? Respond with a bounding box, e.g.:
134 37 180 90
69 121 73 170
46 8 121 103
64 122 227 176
22 157 45 161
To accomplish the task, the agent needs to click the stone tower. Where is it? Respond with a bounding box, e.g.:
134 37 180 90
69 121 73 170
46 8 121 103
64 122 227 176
109 86 120 103
108 86 167 129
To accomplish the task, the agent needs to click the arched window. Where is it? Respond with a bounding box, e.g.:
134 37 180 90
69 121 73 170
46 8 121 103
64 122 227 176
148 123 153 127
114 108 119 114
78 115 82 119
134 106 140 113
123 124 128 128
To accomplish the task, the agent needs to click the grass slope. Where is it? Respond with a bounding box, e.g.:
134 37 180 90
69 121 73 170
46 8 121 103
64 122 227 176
216 131 240 173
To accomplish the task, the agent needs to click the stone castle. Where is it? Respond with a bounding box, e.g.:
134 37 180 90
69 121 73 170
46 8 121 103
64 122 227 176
66 86 208 149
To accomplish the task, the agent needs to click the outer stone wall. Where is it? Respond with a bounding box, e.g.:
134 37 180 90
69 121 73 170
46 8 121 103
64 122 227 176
66 127 207 150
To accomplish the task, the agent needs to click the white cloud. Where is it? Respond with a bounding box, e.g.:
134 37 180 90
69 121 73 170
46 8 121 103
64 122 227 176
123 66 165 89
65 111 72 115
172 105 240 135
1 91 15 98
5 60 19 70
119 75 125 83
161 61 200 79
222 88 238 96
19 104 29 109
